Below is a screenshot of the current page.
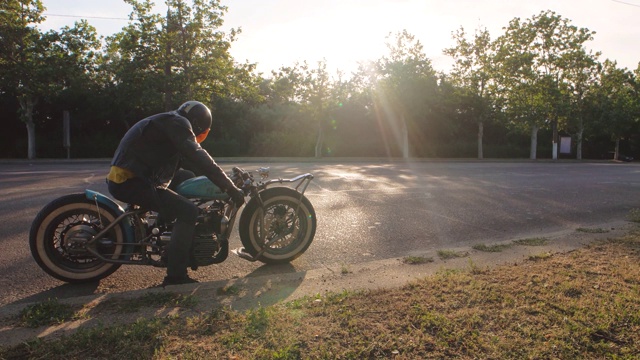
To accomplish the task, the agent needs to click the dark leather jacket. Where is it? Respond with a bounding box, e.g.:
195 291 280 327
111 111 235 191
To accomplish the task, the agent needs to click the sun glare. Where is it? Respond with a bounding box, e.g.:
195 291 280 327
238 1 457 76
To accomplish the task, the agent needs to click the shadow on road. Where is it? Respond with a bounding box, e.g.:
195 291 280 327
9 281 101 307
190 262 306 311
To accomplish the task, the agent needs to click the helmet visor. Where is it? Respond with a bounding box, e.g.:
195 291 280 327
195 128 210 143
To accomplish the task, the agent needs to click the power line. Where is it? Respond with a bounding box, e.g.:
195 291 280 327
612 0 640 8
43 13 129 21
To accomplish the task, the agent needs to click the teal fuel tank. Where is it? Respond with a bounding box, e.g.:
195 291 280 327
176 176 229 200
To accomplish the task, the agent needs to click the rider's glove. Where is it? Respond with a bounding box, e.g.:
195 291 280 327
227 187 245 207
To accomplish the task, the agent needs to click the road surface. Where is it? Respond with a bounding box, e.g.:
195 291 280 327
0 160 638 306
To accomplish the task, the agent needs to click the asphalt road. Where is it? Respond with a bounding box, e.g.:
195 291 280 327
1 160 638 307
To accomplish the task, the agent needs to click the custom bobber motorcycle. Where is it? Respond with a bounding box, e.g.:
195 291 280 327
29 167 316 283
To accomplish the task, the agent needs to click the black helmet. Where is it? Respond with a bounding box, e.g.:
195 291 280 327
177 101 212 142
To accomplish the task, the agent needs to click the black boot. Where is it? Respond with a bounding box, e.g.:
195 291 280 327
162 274 198 287
163 221 197 286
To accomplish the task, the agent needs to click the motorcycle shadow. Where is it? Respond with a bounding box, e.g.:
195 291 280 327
7 281 100 308
190 263 308 312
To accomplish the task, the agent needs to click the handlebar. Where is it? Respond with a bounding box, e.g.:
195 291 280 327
230 166 314 196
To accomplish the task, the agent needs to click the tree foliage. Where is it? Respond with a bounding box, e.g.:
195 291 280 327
1 0 101 159
0 4 638 160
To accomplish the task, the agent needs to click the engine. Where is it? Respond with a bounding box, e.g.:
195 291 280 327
195 207 223 236
191 204 229 267
149 203 229 268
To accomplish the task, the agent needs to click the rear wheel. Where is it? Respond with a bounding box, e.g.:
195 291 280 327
29 194 124 283
239 187 316 264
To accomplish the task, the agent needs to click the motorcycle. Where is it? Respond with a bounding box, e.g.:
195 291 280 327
29 166 316 283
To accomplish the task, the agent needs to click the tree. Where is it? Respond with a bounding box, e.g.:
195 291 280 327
594 60 639 160
561 49 600 160
102 0 164 128
368 30 438 158
1 0 45 159
103 0 256 135
444 27 495 159
325 76 384 157
164 0 245 103
0 0 100 159
296 60 333 158
494 11 596 160
243 65 312 156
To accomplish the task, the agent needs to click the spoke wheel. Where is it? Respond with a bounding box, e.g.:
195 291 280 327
30 194 123 283
239 187 316 264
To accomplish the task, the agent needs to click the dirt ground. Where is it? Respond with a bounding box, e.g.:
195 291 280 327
0 220 634 348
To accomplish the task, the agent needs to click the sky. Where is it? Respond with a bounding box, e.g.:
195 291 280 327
39 0 640 77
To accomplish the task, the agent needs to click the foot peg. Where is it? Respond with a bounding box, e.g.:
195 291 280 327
231 247 259 262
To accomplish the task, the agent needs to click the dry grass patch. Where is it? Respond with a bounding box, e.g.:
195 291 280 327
3 232 640 359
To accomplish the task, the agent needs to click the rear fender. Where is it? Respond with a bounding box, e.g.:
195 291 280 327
84 190 136 256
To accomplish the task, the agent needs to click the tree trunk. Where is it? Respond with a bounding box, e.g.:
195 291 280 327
530 124 538 160
314 121 324 158
477 121 484 160
614 138 620 161
576 120 583 160
19 95 37 159
26 121 36 160
551 119 558 160
401 115 409 158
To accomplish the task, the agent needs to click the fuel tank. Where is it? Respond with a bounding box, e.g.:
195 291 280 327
176 176 229 200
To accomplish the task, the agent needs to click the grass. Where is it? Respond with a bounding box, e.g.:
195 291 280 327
528 252 553 261
437 249 468 260
467 259 487 275
18 298 80 328
629 208 640 223
217 285 241 296
340 264 352 275
472 243 512 252
2 230 640 359
577 227 610 234
513 237 548 246
402 256 434 265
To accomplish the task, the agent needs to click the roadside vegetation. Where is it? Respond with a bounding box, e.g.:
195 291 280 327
2 227 639 359
2 2 639 160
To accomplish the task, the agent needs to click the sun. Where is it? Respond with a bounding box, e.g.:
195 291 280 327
230 2 395 75
228 1 457 76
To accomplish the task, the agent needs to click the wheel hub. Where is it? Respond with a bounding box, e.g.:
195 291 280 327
63 224 96 255
270 205 290 233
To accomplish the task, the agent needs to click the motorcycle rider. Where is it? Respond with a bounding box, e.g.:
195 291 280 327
106 101 245 286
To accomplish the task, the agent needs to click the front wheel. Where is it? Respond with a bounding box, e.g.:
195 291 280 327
239 187 316 264
29 194 124 283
